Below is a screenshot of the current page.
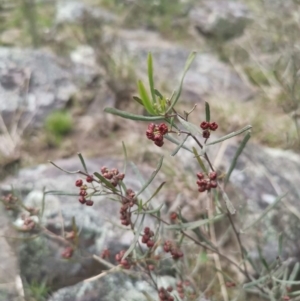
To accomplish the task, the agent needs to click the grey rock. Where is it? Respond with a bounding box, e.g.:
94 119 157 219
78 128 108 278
120 30 255 102
0 156 164 292
189 1 252 40
55 1 117 25
48 274 177 301
0 47 77 128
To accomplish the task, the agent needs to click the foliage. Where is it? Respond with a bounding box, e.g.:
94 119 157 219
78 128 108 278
44 110 73 143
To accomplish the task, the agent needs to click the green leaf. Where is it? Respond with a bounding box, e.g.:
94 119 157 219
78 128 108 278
164 134 193 153
104 107 164 121
144 181 166 206
133 96 143 105
171 135 189 156
272 277 300 285
206 125 252 146
278 232 283 258
45 190 79 196
205 102 210 122
167 51 196 113
147 53 156 104
242 193 287 232
122 214 145 260
78 153 88 173
122 141 128 175
225 132 251 186
243 275 270 289
138 80 156 115
49 161 79 174
192 147 208 174
178 116 203 136
136 156 164 197
140 203 164 214
94 172 118 193
289 262 300 282
154 89 163 99
166 214 224 230
221 190 236 215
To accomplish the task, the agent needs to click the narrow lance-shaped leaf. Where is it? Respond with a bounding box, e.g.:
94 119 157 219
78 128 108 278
138 80 156 115
225 132 251 186
164 134 193 153
167 51 196 113
178 116 203 136
78 152 88 173
94 172 118 193
242 193 287 232
192 147 208 174
154 89 163 99
278 232 283 258
136 156 164 197
289 262 300 282
122 214 145 260
133 96 143 105
206 125 252 146
147 53 156 104
122 141 128 175
166 214 224 230
144 181 166 206
171 135 189 156
104 107 165 121
205 101 210 122
221 190 236 215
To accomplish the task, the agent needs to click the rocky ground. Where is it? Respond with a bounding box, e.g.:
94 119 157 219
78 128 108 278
1 0 300 300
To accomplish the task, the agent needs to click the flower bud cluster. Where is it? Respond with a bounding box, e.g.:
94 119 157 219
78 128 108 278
196 171 218 192
163 240 183 260
200 121 218 139
158 287 174 301
61 246 74 259
115 250 131 269
176 281 196 300
1 193 18 210
22 216 35 231
120 188 136 226
142 227 155 248
101 166 125 187
146 123 168 147
75 180 94 206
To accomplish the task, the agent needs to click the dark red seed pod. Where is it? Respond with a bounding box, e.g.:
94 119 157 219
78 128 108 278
200 121 209 130
209 171 217 180
197 172 204 180
210 181 217 188
101 166 108 174
170 212 177 220
154 134 163 142
79 196 86 204
202 129 210 138
86 200 94 206
79 190 87 196
75 179 83 187
144 227 150 234
158 123 168 135
209 122 218 131
167 286 173 292
147 240 155 248
86 175 93 183
198 186 206 192
154 140 164 147
147 123 155 131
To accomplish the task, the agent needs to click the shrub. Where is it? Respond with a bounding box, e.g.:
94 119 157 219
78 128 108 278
45 110 73 138
2 52 297 301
